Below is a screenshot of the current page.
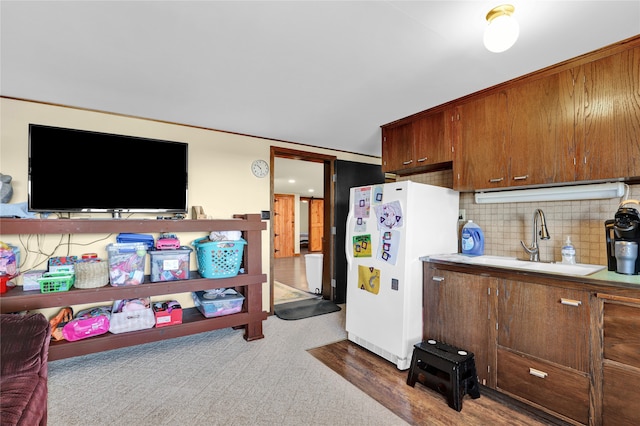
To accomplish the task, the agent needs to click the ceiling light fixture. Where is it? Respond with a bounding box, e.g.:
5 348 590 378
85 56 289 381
483 4 519 53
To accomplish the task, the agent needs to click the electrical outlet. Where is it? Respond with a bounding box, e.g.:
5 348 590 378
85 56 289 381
458 209 466 221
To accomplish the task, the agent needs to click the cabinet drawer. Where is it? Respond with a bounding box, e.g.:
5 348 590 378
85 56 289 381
604 302 640 369
497 348 589 424
498 281 590 372
603 362 640 425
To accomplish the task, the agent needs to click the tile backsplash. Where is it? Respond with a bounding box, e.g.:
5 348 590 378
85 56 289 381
399 170 639 265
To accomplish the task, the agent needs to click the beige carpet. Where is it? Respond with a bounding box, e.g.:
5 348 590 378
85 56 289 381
47 305 407 426
274 280 316 305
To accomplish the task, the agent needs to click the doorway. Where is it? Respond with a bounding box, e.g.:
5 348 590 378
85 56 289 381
270 147 336 313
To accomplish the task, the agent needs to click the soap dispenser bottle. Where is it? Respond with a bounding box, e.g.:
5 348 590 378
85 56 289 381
561 236 576 264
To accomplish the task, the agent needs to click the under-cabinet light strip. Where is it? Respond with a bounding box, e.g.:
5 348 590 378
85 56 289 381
474 182 625 204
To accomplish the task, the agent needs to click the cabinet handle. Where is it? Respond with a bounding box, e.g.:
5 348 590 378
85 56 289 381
432 276 445 282
489 177 504 183
560 298 582 307
513 175 528 181
417 157 427 162
529 368 548 379
402 160 413 165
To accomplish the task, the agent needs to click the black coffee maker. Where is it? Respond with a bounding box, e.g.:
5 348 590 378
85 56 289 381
605 201 640 275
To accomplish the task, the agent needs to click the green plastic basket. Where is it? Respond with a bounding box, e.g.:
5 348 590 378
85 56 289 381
38 272 75 293
192 237 246 279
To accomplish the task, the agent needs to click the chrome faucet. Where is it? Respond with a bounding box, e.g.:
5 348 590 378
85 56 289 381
520 209 550 262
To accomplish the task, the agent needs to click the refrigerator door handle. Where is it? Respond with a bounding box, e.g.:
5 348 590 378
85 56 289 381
345 208 354 271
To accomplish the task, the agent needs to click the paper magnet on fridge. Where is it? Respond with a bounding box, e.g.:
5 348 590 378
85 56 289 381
358 265 380 295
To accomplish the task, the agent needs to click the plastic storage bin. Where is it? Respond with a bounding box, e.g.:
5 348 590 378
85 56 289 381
0 247 18 276
107 242 147 286
192 238 246 278
22 270 46 291
149 247 192 282
192 289 245 318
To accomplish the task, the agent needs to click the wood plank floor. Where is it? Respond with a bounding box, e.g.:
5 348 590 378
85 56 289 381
308 340 569 426
273 249 312 292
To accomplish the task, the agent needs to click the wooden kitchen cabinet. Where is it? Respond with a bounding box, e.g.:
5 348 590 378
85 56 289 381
497 279 591 424
456 72 576 191
507 71 576 186
413 111 450 165
453 90 508 191
576 46 640 182
497 348 590 425
382 121 413 172
422 265 497 388
431 36 640 190
423 263 595 424
381 111 450 174
600 297 640 425
498 279 590 372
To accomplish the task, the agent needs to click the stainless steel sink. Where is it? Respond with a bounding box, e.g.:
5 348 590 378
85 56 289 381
427 254 605 276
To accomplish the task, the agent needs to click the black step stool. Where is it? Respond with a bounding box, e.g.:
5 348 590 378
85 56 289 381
406 339 480 411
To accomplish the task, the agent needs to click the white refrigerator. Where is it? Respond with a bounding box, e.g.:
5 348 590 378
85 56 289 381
344 181 459 370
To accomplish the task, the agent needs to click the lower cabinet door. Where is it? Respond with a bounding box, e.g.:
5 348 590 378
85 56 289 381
497 348 590 424
603 362 640 425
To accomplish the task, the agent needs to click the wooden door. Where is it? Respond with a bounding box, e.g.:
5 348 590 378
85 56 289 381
455 90 509 191
273 194 294 258
308 198 324 252
423 267 496 387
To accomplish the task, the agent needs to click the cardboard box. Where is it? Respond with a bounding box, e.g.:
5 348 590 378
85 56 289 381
48 256 77 274
192 206 206 219
152 301 183 327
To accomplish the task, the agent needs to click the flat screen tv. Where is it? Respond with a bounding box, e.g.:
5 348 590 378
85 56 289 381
29 124 188 217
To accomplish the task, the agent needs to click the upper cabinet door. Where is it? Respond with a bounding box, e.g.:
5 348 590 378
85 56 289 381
413 111 450 165
381 111 450 174
455 90 509 191
382 122 413 173
507 72 576 186
577 46 640 181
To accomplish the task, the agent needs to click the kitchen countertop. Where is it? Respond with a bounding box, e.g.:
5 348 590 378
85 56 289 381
421 254 640 296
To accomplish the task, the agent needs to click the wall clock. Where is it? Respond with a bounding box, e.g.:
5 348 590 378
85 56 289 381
251 159 269 178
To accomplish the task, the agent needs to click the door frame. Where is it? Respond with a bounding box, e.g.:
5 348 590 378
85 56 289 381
270 146 336 313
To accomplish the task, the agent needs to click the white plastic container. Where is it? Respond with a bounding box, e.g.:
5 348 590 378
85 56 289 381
305 253 323 293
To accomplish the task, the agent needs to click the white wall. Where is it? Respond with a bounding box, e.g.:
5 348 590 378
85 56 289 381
0 97 380 312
